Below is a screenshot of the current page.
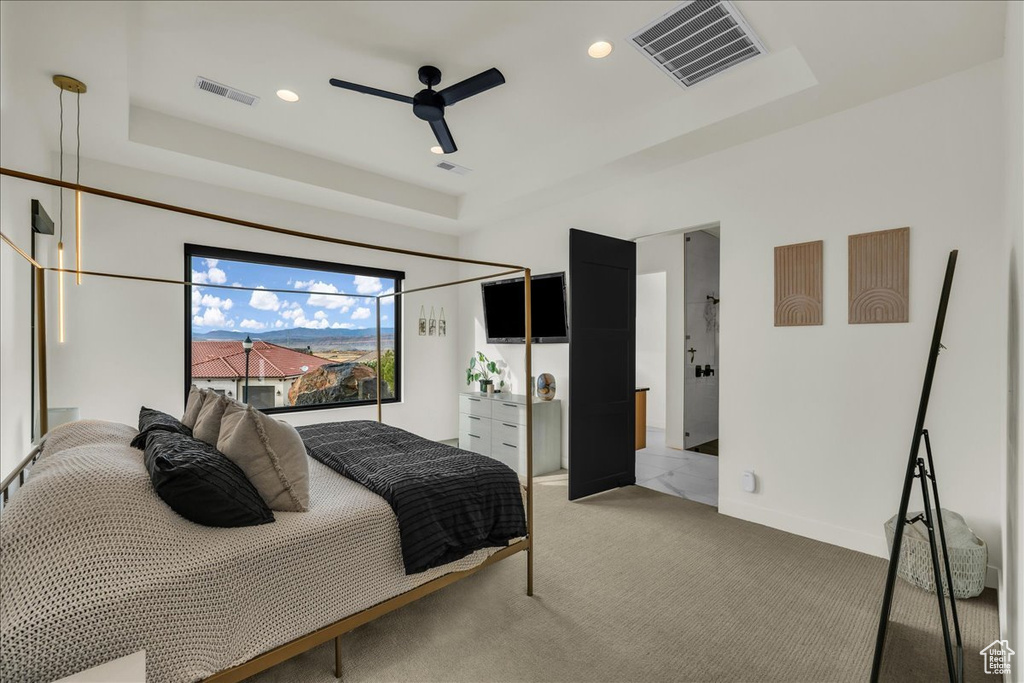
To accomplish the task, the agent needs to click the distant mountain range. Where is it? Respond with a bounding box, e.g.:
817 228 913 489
193 329 393 352
194 327 394 342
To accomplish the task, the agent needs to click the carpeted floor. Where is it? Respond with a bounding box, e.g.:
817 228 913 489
247 472 999 683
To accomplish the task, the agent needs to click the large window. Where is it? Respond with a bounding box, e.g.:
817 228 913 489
185 245 402 413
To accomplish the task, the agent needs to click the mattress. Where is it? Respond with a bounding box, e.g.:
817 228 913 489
0 420 509 683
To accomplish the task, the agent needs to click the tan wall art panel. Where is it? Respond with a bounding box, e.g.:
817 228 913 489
774 240 823 326
848 227 909 324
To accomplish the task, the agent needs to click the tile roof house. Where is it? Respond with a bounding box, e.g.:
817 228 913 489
191 340 332 379
191 341 335 408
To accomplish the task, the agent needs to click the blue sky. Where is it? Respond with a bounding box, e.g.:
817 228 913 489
190 256 395 333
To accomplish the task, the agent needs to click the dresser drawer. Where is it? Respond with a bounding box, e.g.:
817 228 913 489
492 399 526 425
459 433 490 455
492 420 524 450
459 412 491 441
459 395 492 418
490 440 520 472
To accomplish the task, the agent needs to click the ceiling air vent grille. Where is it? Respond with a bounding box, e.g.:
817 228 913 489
194 76 260 106
630 0 766 88
436 161 472 176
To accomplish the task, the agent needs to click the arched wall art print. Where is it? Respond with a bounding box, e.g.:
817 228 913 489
774 239 824 327
848 227 909 324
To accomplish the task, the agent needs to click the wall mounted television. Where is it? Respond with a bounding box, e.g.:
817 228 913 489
482 272 569 344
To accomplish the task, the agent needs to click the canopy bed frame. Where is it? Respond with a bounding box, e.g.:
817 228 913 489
0 166 536 682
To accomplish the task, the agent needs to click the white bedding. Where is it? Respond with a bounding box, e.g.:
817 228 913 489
0 420 505 682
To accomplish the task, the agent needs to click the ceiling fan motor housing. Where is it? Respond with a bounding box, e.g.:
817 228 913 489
413 89 445 121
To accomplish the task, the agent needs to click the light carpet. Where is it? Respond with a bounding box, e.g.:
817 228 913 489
247 472 999 682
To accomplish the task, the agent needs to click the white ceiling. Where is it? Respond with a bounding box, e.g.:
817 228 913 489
0 1 1008 234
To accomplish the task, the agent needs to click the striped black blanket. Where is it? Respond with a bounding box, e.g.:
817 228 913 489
297 420 526 574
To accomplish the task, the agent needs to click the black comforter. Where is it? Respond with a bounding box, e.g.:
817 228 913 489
297 420 526 574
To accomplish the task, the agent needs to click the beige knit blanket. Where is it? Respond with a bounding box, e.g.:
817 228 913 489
1 420 505 682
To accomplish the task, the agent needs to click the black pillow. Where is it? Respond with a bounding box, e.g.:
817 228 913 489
130 406 193 450
143 431 274 528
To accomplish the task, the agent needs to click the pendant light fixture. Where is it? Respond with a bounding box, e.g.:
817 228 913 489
52 74 86 342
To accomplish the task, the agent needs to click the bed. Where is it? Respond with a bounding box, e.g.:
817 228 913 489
0 419 526 683
0 166 537 683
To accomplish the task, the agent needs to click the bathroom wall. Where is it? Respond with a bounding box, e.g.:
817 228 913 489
637 233 685 449
636 272 667 430
683 230 721 449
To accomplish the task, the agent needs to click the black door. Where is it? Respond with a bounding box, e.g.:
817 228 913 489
568 228 636 500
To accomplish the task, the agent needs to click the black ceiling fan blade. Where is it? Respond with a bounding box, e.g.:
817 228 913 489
329 78 413 104
438 68 505 107
429 117 457 154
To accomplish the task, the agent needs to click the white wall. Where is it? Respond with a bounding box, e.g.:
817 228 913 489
1000 0 1023 667
636 272 667 430
636 233 686 449
1 157 465 459
0 0 56 477
459 60 1007 576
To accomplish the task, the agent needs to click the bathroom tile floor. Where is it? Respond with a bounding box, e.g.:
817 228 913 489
636 428 719 507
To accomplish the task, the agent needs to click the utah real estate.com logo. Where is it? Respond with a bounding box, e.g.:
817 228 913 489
980 639 1015 676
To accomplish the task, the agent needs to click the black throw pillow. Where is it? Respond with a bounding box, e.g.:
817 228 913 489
130 406 193 450
143 431 274 528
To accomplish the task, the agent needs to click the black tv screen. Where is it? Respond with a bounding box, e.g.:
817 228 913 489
482 272 568 343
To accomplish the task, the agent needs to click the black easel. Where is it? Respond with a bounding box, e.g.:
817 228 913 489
870 250 963 683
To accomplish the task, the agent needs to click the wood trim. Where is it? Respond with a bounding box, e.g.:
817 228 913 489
202 540 530 683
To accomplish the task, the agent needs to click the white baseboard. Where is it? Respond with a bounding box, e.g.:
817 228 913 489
719 497 1000 589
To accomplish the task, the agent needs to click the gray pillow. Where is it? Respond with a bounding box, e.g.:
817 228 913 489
193 393 232 446
182 385 207 429
217 402 310 512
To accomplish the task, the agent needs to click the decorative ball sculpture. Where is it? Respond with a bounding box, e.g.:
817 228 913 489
536 373 556 401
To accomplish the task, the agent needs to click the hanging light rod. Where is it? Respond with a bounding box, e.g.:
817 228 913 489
52 75 87 94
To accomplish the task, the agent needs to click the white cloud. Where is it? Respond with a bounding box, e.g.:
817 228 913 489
302 281 356 311
200 294 233 310
274 320 285 328
314 310 328 320
281 307 303 320
193 307 228 328
192 264 226 285
191 290 202 315
293 279 314 289
353 275 383 295
205 258 219 268
379 287 395 305
381 315 388 322
331 322 356 329
249 286 281 311
291 311 329 329
240 319 266 330
351 307 371 320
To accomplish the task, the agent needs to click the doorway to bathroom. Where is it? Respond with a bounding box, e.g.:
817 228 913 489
634 225 720 506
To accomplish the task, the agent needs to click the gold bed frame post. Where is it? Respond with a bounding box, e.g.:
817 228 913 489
376 297 382 423
524 268 533 597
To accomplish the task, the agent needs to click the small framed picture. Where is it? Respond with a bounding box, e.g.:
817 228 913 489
418 306 427 336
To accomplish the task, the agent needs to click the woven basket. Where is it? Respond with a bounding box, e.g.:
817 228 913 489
884 508 987 599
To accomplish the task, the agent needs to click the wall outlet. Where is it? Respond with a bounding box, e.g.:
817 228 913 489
742 470 757 493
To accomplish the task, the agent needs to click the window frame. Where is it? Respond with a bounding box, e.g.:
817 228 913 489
184 244 404 414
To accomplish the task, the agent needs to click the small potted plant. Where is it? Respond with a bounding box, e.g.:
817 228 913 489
466 352 507 394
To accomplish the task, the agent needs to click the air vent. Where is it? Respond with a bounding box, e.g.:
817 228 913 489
630 0 766 88
194 76 260 106
436 161 472 176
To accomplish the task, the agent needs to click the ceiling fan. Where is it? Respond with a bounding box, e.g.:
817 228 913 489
329 65 505 154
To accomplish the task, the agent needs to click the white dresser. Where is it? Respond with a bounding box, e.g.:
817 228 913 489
458 391 561 476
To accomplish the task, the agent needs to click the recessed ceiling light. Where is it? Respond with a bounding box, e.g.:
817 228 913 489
430 146 444 155
588 41 613 59
276 89 299 102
